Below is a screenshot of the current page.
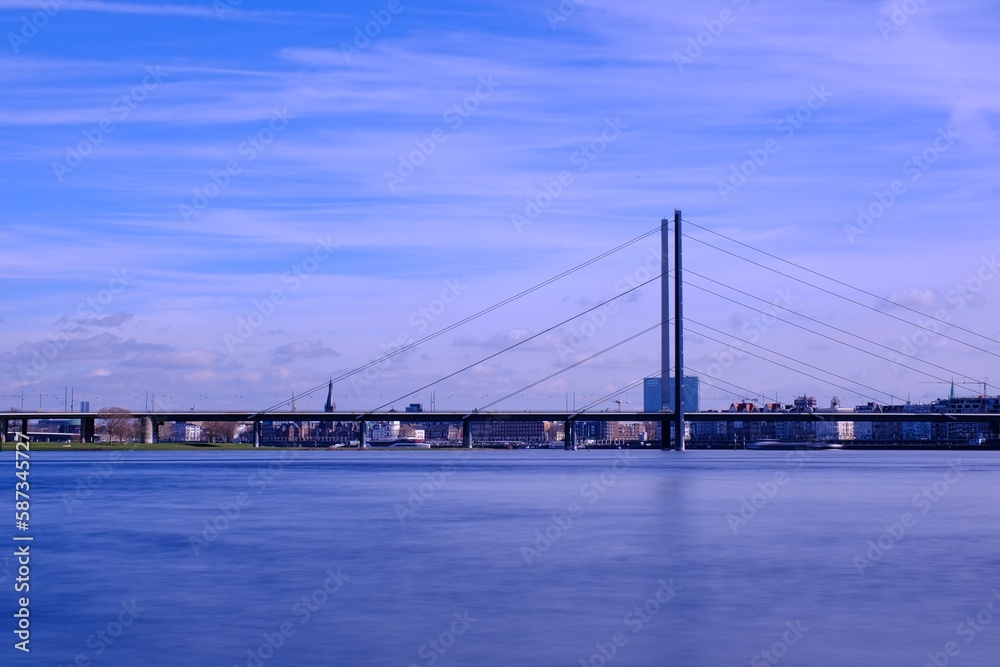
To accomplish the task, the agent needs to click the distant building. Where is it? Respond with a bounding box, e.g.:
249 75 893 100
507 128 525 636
469 420 545 444
609 421 645 440
405 403 423 413
80 401 91 413
643 376 699 412
369 421 401 441
932 396 999 443
35 419 81 437
170 422 203 442
575 421 611 442
793 395 818 411
421 423 462 442
814 405 854 441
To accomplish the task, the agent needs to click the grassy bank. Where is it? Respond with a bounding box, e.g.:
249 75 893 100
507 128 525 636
4 441 294 451
3 441 480 451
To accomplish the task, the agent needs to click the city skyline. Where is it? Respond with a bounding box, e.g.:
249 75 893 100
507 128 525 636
2 0 999 412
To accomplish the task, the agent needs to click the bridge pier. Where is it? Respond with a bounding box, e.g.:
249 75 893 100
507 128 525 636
81 417 95 443
21 419 28 440
462 419 471 449
359 420 367 449
253 420 261 448
564 420 575 450
142 416 154 444
0 418 7 444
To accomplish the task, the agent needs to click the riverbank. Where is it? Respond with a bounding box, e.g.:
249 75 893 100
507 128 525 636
1 441 482 451
5 441 998 452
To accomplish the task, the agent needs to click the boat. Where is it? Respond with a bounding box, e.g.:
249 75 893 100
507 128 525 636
746 440 844 450
369 436 430 448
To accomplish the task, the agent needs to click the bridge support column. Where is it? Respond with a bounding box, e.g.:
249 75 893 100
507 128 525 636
21 419 28 439
142 416 154 444
359 421 367 449
463 419 471 449
81 418 95 443
0 418 7 444
564 420 574 450
253 421 261 448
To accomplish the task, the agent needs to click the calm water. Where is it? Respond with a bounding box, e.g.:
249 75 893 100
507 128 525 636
2 449 999 666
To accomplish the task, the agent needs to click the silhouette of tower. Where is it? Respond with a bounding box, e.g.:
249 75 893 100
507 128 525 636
324 379 336 412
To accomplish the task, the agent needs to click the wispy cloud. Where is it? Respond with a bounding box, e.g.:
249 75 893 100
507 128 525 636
0 0 332 21
1 0 998 411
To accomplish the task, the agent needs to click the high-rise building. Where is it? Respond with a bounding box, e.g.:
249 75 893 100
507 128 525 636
643 376 699 412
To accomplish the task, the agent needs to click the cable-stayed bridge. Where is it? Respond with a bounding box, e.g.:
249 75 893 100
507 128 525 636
7 212 999 448
5 410 1000 449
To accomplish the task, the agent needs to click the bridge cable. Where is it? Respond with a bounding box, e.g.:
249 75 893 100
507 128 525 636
683 280 990 393
477 324 661 412
368 274 666 413
681 231 1000 361
683 217 1000 349
253 224 663 414
684 268 994 392
686 319 895 402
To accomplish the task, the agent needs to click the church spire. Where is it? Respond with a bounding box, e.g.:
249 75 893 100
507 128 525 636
324 378 336 412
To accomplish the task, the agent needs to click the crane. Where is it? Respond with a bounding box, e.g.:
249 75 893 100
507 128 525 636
919 378 990 398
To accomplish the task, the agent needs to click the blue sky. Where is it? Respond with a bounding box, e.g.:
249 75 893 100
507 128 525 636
1 0 998 413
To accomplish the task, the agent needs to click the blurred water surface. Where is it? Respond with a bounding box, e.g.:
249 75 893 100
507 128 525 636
2 449 999 666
